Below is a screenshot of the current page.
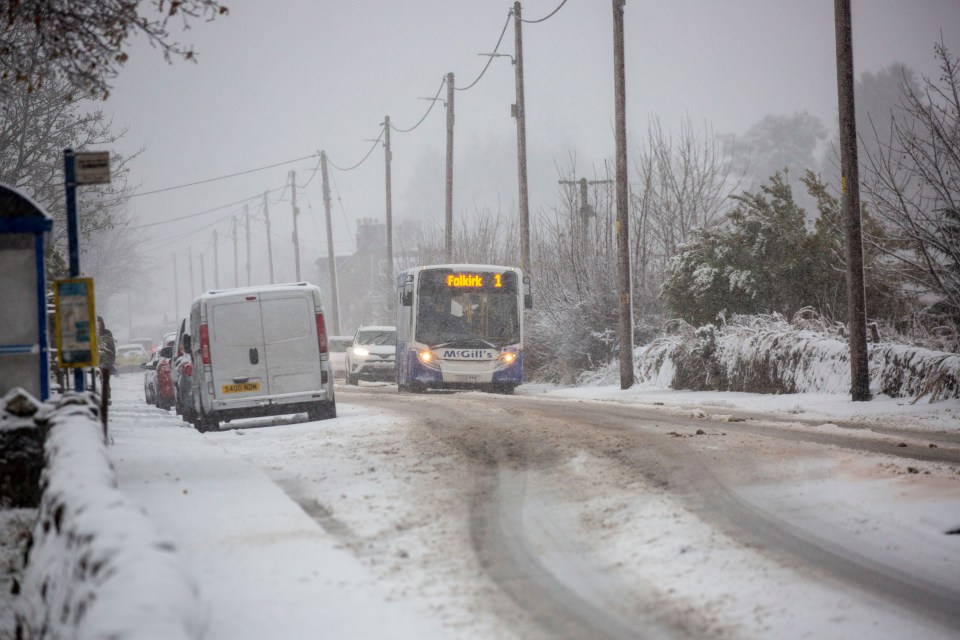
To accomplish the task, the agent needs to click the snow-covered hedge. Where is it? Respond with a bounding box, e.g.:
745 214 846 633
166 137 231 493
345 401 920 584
584 313 959 402
16 393 203 640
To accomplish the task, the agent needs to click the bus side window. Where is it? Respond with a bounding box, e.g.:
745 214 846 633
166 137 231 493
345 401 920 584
523 276 533 310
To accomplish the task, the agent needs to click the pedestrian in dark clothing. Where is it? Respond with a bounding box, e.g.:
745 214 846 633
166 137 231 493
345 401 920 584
97 315 117 375
94 315 117 420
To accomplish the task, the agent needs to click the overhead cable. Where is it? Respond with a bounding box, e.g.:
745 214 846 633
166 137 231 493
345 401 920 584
391 78 446 133
522 0 569 23
129 188 283 230
139 209 239 251
130 153 320 197
327 127 385 172
456 12 512 92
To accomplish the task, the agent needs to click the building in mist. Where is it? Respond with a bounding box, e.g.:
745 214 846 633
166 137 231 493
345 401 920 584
313 218 392 336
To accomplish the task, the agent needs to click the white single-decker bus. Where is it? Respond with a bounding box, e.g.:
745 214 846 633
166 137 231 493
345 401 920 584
396 264 531 394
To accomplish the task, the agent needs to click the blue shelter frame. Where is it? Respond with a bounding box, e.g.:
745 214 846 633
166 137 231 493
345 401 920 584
0 185 53 400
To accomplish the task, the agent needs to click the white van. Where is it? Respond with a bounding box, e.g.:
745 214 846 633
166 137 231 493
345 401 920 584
188 282 336 432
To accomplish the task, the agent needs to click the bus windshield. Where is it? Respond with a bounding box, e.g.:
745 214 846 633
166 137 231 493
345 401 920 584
415 269 519 347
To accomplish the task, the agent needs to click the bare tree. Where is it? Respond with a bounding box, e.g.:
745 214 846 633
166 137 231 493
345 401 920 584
637 116 737 257
82 207 150 311
630 115 742 338
0 52 141 292
529 170 619 383
1 0 228 98
861 41 960 343
394 207 520 272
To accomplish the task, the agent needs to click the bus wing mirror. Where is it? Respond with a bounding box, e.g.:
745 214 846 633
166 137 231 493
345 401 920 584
523 276 533 310
400 276 414 307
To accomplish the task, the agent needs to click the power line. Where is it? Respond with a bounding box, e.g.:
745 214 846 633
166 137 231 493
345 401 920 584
327 127 385 172
522 0 569 24
130 153 320 197
391 78 446 133
457 12 512 92
129 188 283 230
140 208 239 251
296 154 324 189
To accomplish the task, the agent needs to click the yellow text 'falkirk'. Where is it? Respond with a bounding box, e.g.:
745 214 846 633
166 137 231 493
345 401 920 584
447 274 484 287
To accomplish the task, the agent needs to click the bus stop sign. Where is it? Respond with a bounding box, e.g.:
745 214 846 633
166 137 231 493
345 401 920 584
74 152 111 185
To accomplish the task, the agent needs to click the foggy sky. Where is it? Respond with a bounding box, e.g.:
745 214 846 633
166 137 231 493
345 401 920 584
93 0 960 330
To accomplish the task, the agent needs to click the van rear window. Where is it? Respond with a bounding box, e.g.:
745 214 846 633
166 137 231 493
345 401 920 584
212 302 263 346
262 297 312 344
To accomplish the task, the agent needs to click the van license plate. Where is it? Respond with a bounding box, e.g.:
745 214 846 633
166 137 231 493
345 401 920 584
222 382 260 394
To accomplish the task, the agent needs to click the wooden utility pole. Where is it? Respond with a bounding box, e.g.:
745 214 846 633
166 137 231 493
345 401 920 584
321 151 342 334
612 0 633 389
188 249 195 301
212 229 220 289
445 72 455 262
513 2 531 276
834 0 871 401
291 170 302 281
263 191 275 284
244 204 252 287
559 177 612 238
173 252 180 320
232 217 239 288
384 115 394 311
199 252 206 293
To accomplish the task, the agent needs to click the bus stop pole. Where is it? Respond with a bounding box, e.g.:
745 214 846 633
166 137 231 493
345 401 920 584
64 149 84 392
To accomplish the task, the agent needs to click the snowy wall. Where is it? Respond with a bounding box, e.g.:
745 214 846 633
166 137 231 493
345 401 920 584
590 315 960 402
16 393 203 640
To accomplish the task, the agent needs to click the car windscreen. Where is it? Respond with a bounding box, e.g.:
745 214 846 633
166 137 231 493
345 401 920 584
355 330 396 346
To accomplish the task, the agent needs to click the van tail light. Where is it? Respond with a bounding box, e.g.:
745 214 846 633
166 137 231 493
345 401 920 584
315 313 328 354
200 323 211 365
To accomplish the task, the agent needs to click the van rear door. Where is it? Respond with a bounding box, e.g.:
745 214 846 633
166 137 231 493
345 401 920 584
259 289 322 395
209 294 269 401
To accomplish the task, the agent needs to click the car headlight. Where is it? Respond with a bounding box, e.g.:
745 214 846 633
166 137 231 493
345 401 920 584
353 347 370 357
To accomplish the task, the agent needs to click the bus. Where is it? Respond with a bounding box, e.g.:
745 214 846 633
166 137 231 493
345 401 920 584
396 264 532 394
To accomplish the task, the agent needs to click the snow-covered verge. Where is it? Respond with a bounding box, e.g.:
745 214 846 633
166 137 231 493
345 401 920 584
583 314 959 402
14 392 202 640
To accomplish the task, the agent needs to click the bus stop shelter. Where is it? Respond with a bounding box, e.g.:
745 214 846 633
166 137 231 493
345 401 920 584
0 184 53 401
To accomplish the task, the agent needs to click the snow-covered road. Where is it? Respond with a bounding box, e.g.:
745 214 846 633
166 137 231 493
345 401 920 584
98 375 960 638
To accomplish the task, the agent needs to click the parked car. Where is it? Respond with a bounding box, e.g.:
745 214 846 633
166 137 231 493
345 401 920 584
116 343 149 373
189 283 337 432
327 335 352 380
344 325 396 385
172 318 195 422
154 332 177 410
128 337 155 353
142 348 160 404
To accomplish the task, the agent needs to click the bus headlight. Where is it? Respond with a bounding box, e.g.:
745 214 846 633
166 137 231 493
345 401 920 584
417 349 434 364
501 351 517 365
